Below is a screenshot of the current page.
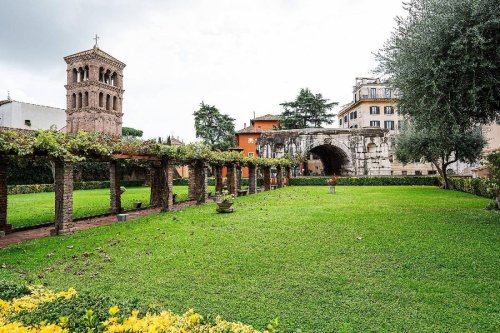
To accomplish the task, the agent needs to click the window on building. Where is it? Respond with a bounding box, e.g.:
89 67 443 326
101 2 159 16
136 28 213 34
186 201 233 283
24 120 31 127
428 170 437 175
247 138 254 144
339 118 342 125
370 106 380 115
344 115 348 123
370 88 377 98
367 143 376 153
402 171 408 176
398 120 402 130
384 106 394 114
384 120 395 130
352 111 357 119
385 88 391 98
248 152 254 157
370 120 380 127
415 170 422 176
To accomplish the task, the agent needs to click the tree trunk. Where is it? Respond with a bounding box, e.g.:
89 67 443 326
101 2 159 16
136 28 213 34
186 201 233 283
432 161 449 189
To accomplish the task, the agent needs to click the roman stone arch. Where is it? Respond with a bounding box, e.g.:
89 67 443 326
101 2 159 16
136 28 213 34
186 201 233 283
258 128 392 176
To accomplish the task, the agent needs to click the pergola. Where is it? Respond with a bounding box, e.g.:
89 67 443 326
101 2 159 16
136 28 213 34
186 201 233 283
0 129 294 236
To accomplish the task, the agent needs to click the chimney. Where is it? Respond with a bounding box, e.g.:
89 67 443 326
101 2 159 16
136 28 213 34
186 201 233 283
244 122 247 128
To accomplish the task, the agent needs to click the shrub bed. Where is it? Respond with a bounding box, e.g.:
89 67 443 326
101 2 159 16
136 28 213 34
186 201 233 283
0 284 275 333
173 178 263 187
289 176 441 186
8 180 145 195
448 177 495 199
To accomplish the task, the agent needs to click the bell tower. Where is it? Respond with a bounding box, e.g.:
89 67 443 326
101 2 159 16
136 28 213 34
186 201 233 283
64 42 126 137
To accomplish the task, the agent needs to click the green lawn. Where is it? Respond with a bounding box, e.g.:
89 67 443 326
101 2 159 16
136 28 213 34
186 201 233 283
1 186 499 332
8 186 215 229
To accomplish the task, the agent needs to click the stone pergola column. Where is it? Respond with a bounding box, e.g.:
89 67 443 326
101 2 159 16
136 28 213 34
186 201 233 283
214 165 223 194
236 166 242 191
226 164 237 196
188 165 196 200
193 161 208 204
109 161 121 213
160 158 174 211
52 159 75 235
262 166 271 191
150 163 161 207
276 165 284 188
285 166 292 186
248 164 257 194
0 158 12 234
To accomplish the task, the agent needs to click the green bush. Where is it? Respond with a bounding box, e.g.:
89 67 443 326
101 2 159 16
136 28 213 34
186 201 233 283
289 176 441 186
173 177 263 187
0 281 30 301
448 177 495 199
8 180 145 195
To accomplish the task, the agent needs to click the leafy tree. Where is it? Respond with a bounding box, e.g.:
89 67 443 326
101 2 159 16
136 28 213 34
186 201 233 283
280 88 338 129
193 102 235 150
395 122 486 189
376 0 498 187
376 0 499 128
486 152 500 207
122 127 143 138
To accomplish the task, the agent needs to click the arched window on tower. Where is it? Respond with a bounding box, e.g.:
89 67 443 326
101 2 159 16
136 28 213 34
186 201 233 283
113 96 117 110
105 70 111 84
99 67 105 82
72 68 78 83
77 92 83 108
72 93 76 109
84 92 89 107
99 92 104 108
84 66 89 81
106 94 110 110
111 72 117 86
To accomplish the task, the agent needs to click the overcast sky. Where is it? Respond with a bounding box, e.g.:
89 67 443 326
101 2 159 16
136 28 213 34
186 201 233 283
0 0 405 141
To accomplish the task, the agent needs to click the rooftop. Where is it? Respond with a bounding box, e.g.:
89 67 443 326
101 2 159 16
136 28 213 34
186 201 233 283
236 125 274 134
64 47 126 68
252 114 281 122
0 100 65 111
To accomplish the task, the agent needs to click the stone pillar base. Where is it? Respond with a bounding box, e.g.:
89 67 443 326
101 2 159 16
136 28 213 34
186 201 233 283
0 224 12 234
50 226 76 236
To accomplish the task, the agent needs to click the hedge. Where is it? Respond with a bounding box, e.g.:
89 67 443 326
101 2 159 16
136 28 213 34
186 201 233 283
173 177 264 187
448 177 495 199
8 180 145 195
289 176 441 186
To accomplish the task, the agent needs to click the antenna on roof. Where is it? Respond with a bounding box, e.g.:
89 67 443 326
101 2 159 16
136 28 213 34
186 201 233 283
253 111 256 119
7 91 11 101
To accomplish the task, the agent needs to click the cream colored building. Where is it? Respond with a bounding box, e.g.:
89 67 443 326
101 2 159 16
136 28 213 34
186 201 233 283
336 77 500 176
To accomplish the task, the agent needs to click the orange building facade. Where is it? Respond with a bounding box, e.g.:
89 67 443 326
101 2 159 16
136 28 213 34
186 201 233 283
235 114 280 177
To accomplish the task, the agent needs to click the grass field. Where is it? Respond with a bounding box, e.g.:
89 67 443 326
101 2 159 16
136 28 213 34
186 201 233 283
1 186 499 332
8 186 215 229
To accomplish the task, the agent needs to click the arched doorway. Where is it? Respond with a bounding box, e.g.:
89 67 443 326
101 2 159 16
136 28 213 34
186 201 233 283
307 144 349 175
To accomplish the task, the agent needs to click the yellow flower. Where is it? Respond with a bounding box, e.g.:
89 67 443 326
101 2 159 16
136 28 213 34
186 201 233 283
108 305 120 316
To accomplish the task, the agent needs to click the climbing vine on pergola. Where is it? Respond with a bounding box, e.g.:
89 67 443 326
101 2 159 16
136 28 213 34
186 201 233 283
0 129 297 236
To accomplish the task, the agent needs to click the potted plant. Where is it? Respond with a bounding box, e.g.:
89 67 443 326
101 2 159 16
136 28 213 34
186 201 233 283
327 173 339 193
133 200 142 209
215 190 235 213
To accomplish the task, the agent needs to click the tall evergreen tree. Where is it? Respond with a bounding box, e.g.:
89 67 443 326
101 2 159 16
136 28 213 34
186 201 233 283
193 102 235 150
280 88 338 129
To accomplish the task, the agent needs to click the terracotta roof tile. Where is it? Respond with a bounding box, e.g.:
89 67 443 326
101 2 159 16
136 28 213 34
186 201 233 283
252 114 281 121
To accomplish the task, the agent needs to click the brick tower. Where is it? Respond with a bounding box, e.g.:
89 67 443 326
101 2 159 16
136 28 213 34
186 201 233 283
64 44 126 137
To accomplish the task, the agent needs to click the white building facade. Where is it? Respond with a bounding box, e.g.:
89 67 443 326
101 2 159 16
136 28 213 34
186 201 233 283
0 100 66 131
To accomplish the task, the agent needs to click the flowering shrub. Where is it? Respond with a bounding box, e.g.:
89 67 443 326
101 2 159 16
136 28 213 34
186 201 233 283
0 286 277 333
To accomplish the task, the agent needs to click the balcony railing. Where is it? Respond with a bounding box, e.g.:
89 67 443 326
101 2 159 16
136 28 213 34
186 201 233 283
358 93 395 100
